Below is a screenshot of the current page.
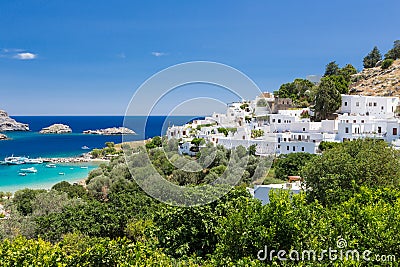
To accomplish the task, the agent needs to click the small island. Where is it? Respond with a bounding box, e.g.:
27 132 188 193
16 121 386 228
83 127 136 135
39 124 72 134
0 110 29 131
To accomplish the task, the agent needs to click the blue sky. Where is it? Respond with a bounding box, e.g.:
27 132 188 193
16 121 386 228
1 0 399 115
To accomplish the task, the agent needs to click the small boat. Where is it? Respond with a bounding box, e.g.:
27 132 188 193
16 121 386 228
59 172 65 175
4 156 25 165
19 167 38 173
81 146 90 150
18 172 27 176
46 163 56 168
80 166 88 169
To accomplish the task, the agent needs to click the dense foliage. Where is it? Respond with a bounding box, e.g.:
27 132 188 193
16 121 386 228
274 152 316 180
1 138 400 266
302 138 400 205
273 78 315 106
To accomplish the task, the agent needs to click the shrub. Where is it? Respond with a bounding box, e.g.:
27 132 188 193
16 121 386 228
381 58 394 69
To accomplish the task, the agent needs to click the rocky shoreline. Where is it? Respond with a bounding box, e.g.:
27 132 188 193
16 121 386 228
39 124 72 134
0 110 29 131
83 127 136 135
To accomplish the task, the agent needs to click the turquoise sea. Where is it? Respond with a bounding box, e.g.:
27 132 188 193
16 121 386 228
0 116 196 192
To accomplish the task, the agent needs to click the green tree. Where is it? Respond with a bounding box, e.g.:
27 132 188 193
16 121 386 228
313 77 342 120
318 141 340 151
363 46 381 68
52 181 88 199
302 139 400 205
274 78 315 105
12 189 46 216
385 40 400 60
324 61 339 76
338 63 357 82
145 136 163 149
191 137 204 147
274 152 316 180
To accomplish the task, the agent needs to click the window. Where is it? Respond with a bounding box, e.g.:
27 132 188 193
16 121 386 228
302 147 305 151
303 128 306 132
393 128 398 135
361 120 365 123
373 102 377 107
378 126 382 134
381 106 384 110
278 137 281 143
344 102 348 106
345 127 349 133
346 120 349 123
293 146 296 151
272 119 275 123
356 102 359 107
278 145 280 148
369 102 372 107
278 119 281 123
287 146 289 151
284 138 287 141
353 120 356 123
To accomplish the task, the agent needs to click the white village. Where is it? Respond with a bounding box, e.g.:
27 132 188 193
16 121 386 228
167 93 400 156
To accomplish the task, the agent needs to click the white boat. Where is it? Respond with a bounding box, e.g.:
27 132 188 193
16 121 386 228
24 158 43 164
19 167 38 173
4 156 26 165
46 163 56 168
59 172 65 175
81 146 90 150
18 172 27 176
80 166 88 169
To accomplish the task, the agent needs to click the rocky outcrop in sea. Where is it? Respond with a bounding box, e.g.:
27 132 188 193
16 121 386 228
83 127 136 135
39 124 72 134
0 110 29 131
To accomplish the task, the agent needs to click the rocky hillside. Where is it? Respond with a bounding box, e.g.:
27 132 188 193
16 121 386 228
0 110 29 131
350 59 400 96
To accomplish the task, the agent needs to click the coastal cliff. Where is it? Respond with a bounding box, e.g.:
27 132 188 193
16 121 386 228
40 124 72 134
83 127 136 135
0 110 29 131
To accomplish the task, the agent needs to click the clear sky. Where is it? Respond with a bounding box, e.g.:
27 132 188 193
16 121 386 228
1 0 399 115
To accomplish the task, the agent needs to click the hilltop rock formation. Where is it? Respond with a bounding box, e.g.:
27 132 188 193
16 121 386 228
0 133 8 140
40 124 72 134
83 127 136 135
0 110 29 131
350 59 400 97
